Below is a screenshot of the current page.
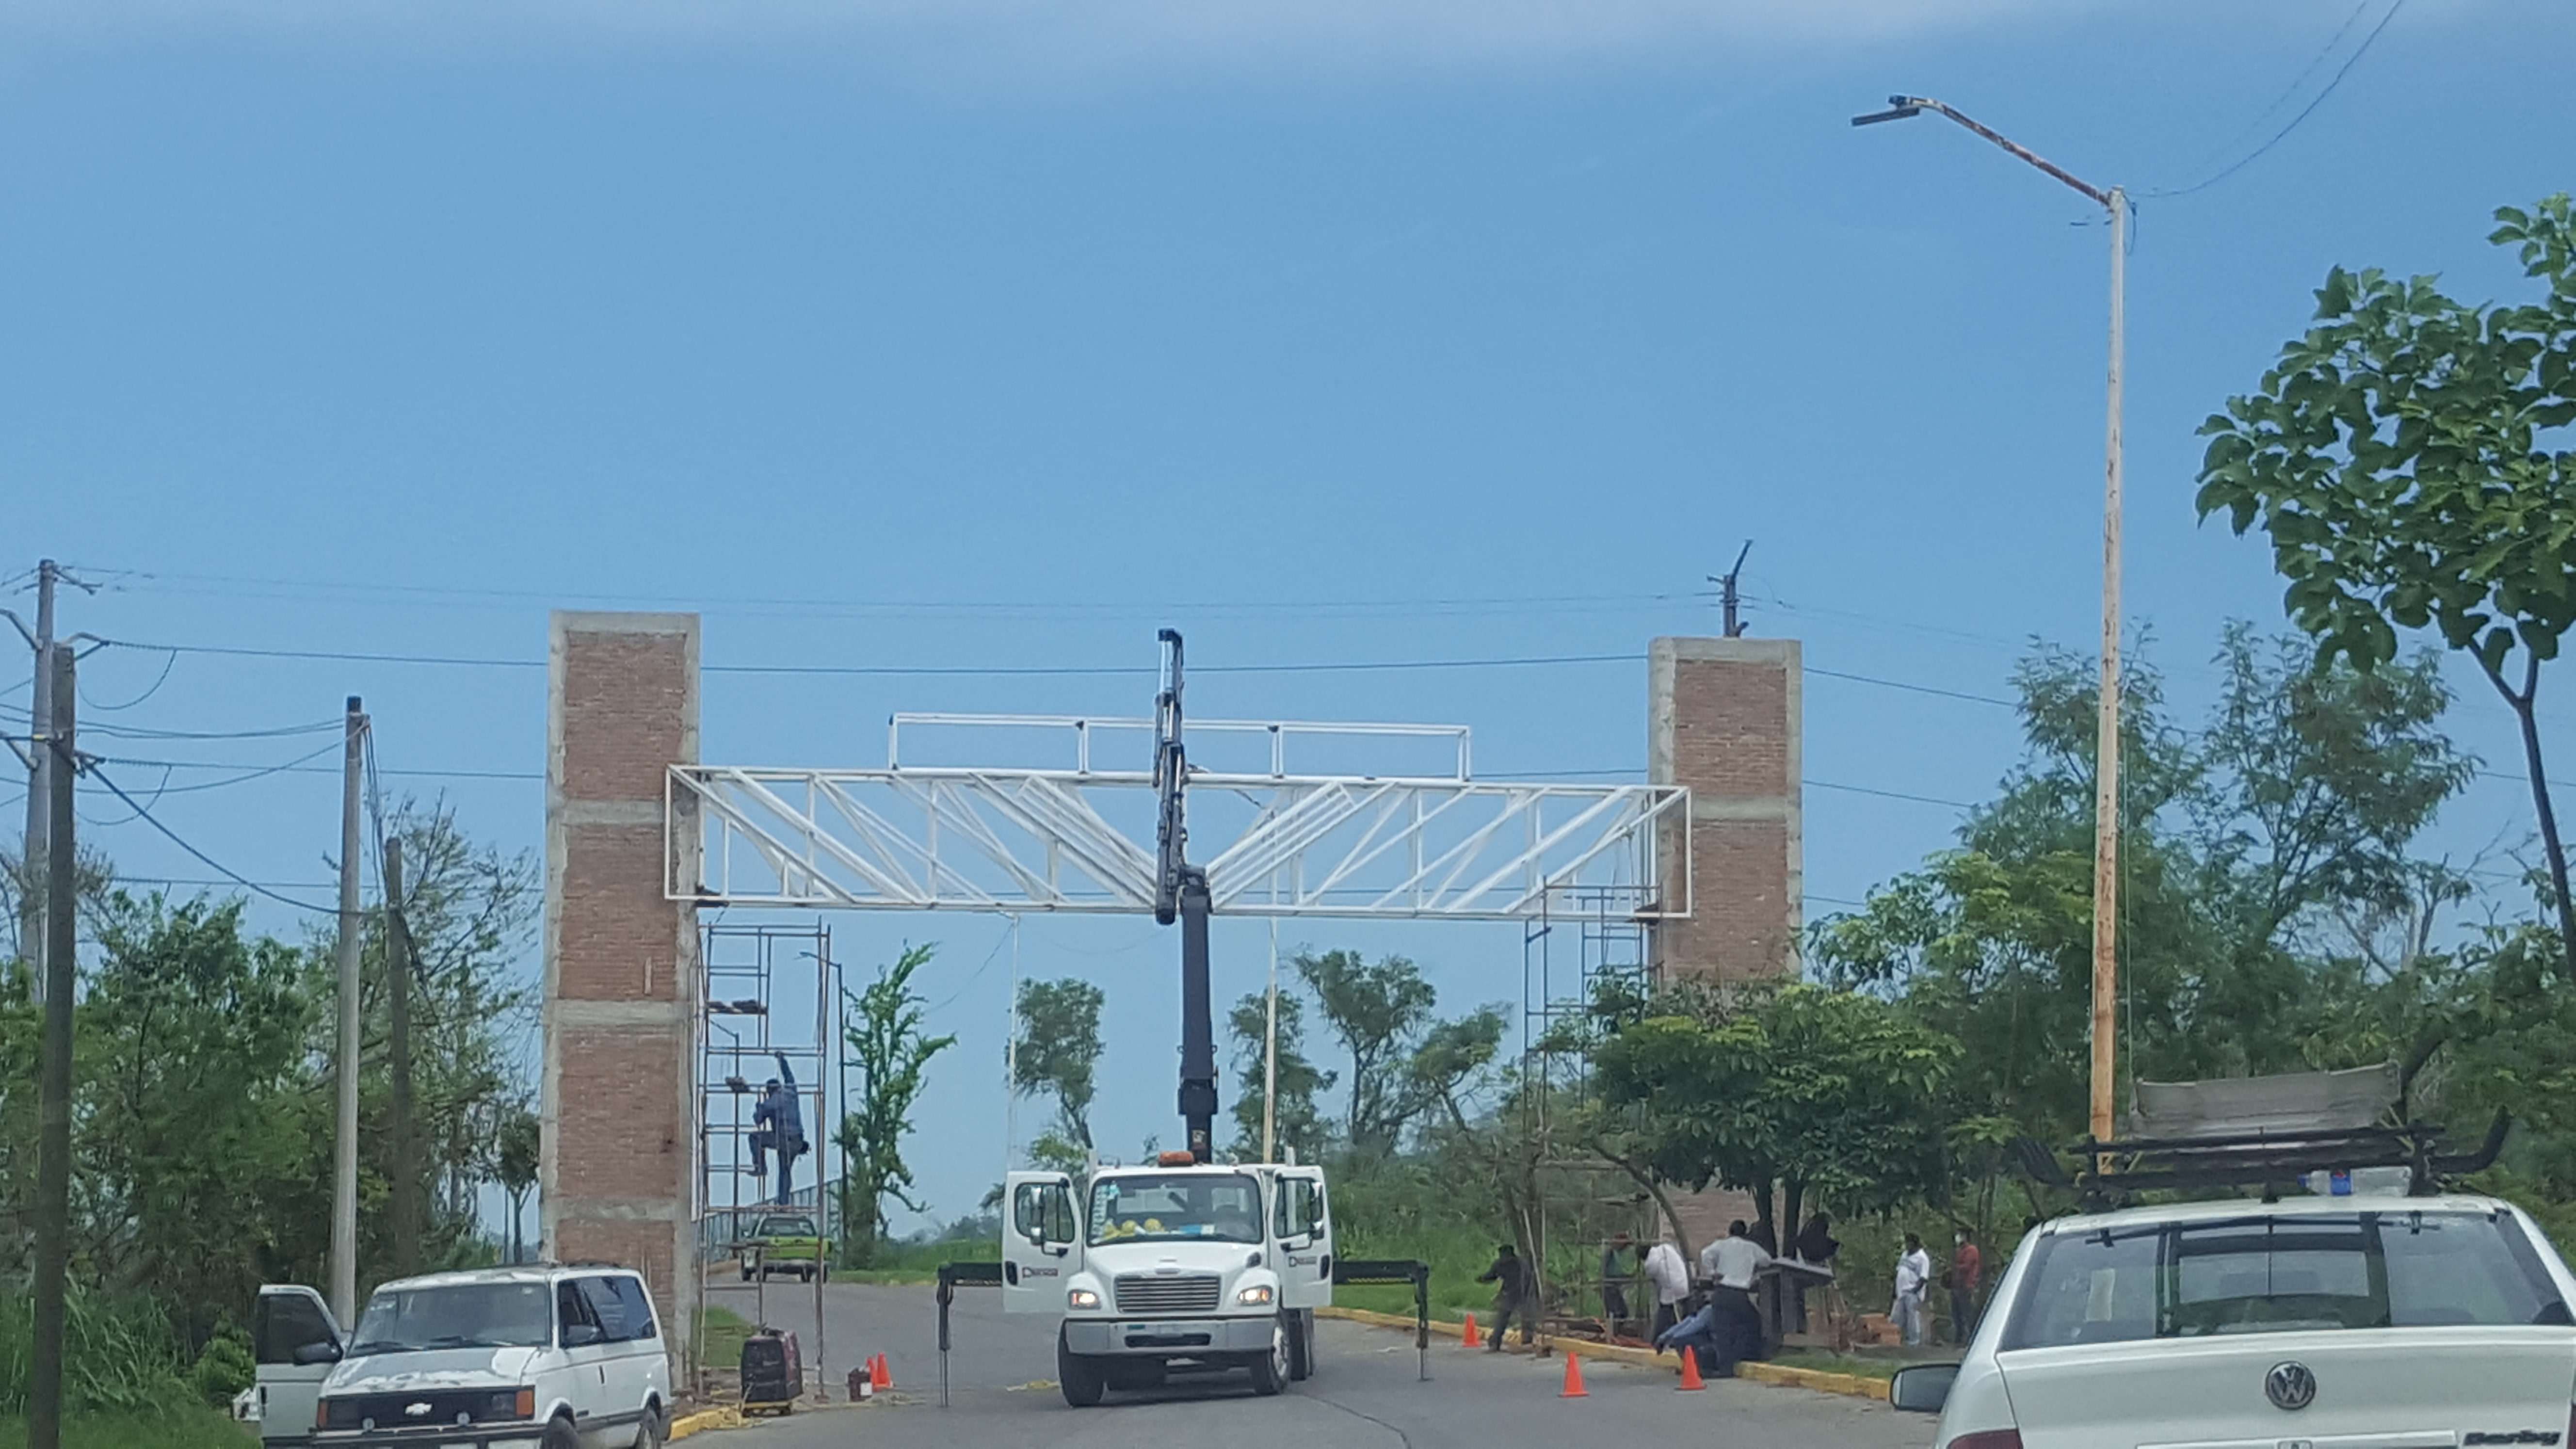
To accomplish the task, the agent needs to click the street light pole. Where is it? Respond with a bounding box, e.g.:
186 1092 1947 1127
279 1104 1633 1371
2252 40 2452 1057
1855 96 2127 1147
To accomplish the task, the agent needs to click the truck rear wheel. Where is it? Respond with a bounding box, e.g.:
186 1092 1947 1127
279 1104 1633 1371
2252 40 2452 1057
1286 1309 1313 1381
1248 1315 1288 1397
1057 1326 1106 1408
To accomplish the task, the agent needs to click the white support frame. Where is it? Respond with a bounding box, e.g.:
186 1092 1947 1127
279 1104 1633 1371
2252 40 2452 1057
667 717 1686 921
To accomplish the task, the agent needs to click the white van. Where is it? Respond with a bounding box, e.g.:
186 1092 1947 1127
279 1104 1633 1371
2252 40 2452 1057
255 1265 671 1449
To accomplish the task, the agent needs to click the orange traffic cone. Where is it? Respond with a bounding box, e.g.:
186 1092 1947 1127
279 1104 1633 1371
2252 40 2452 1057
1461 1313 1481 1349
870 1353 891 1391
1560 1351 1588 1399
1675 1347 1705 1392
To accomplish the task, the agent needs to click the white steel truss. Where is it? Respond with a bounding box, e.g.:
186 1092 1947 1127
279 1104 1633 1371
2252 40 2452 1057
666 715 1688 921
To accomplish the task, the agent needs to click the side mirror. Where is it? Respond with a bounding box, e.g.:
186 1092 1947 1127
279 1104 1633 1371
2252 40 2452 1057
562 1324 604 1349
292 1340 342 1366
1888 1363 1958 1414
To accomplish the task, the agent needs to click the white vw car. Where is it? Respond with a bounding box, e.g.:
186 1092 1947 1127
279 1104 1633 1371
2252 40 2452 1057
1893 1194 2576 1449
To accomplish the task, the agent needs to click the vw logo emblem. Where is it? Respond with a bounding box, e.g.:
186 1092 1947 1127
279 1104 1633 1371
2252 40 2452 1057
2264 1361 2317 1412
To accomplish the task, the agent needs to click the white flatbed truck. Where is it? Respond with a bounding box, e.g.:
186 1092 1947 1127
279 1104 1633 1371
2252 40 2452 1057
1004 1157 1335 1405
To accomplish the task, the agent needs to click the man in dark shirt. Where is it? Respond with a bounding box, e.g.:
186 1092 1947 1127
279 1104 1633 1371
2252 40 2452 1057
747 1051 807 1206
1476 1243 1537 1350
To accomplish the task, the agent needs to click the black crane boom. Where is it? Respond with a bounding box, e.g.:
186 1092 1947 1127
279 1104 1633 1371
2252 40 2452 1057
1153 629 1220 1163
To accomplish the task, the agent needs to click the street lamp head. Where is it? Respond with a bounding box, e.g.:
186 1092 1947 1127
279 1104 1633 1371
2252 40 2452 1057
1851 104 1922 127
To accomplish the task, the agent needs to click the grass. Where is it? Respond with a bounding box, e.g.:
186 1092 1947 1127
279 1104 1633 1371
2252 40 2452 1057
1771 1349 1900 1381
0 1409 248 1448
699 1305 757 1369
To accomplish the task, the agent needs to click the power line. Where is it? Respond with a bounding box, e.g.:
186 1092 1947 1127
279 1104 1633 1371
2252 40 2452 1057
1807 666 2013 708
106 569 1702 620
87 743 346 794
81 766 340 915
2145 0 2408 198
78 647 177 712
97 636 2018 711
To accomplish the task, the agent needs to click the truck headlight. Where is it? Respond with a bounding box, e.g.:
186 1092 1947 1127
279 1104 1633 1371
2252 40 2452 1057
1237 1285 1274 1306
1068 1288 1100 1309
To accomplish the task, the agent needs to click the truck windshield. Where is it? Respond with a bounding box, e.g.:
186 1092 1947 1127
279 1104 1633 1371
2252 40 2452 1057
1089 1173 1264 1246
347 1282 554 1355
1999 1210 2573 1351
758 1217 817 1238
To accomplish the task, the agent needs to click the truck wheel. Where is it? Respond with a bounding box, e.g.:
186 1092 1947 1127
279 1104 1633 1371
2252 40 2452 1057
540 1417 581 1449
1056 1326 1106 1408
1248 1315 1288 1397
1286 1309 1312 1381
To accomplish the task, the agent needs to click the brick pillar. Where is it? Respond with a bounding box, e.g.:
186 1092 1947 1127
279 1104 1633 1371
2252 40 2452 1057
542 612 700 1382
1646 637 1801 1256
1649 636 1802 983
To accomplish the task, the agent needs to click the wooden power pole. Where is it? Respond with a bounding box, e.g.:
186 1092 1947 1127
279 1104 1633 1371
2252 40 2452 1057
30 645 75 1449
332 696 366 1325
386 835 419 1280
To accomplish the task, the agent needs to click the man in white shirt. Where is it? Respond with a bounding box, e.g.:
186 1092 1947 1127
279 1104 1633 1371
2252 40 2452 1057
1893 1232 1933 1347
1642 1235 1691 1343
1689 1220 1772 1376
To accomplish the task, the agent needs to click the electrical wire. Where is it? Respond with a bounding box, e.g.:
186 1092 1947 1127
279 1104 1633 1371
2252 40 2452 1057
75 763 172 825
2183 0 2375 174
2144 0 2408 198
0 699 344 742
82 765 341 914
79 646 177 712
104 568 1701 620
90 742 345 794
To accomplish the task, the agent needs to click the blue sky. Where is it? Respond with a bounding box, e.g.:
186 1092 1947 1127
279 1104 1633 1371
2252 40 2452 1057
7 0 2573 1236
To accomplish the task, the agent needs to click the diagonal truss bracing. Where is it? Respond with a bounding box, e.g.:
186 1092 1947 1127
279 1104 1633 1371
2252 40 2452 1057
668 766 1689 921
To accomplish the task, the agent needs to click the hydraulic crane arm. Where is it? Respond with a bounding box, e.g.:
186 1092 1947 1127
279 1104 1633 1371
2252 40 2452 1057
1153 629 1220 1163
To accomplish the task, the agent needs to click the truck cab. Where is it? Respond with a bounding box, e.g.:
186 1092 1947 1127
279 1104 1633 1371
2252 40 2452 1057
1004 1156 1333 1407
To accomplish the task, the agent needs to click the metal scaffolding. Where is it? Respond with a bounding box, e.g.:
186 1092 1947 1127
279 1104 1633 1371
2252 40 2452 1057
694 921 833 1403
1520 886 1659 1339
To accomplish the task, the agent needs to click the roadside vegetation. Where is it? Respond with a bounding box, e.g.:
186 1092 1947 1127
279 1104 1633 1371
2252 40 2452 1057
0 804 538 1428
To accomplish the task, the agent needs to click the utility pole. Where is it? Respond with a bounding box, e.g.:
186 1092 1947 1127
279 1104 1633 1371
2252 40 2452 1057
1854 94 2128 1148
385 836 418 1281
1263 915 1279 1163
1708 541 1753 638
29 645 75 1449
333 696 367 1325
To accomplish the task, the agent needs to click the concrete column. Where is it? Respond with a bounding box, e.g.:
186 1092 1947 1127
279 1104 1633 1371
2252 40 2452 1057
542 612 701 1384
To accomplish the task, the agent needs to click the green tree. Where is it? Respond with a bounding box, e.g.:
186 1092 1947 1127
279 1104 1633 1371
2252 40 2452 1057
494 1108 538 1264
836 945 957 1266
1589 982 1957 1244
1225 988 1336 1162
359 803 539 1266
1812 629 2472 1161
2196 193 2576 981
1293 949 1438 1156
74 897 325 1350
1011 978 1103 1150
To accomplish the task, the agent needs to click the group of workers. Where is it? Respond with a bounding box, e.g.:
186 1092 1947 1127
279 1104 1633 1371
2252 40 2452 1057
1476 1215 1987 1376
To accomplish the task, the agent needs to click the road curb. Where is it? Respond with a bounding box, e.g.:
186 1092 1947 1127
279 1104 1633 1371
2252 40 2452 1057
1312 1306 1888 1403
668 1406 741 1439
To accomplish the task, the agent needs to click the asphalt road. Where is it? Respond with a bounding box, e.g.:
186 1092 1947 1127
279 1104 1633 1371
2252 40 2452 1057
697 1280 1936 1449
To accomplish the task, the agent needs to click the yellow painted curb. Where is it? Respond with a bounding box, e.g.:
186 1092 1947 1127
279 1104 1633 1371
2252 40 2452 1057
668 1406 741 1440
1314 1306 1889 1402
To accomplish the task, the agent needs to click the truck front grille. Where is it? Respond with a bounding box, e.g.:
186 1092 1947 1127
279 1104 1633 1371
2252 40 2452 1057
1114 1273 1222 1315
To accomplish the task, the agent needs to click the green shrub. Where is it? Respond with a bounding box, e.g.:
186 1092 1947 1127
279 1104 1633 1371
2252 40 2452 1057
187 1329 254 1408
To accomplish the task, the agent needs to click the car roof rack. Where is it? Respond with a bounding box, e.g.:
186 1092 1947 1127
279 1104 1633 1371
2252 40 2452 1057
2011 1064 2508 1209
